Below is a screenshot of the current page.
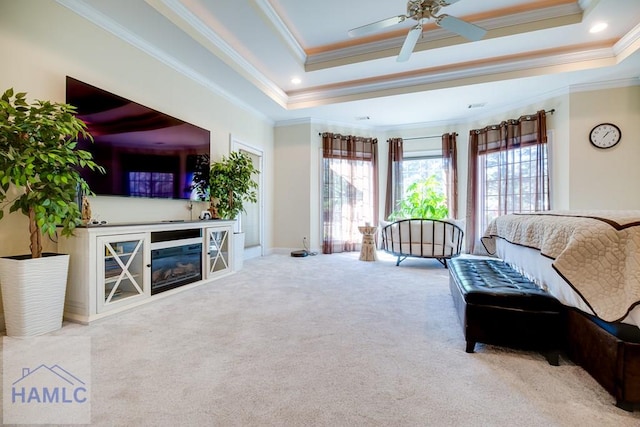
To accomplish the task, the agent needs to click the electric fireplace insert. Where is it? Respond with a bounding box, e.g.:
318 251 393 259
150 229 203 295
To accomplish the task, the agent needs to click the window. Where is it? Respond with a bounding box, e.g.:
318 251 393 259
466 110 550 254
401 155 445 193
323 158 375 243
386 134 458 221
479 142 549 229
128 172 174 198
390 152 448 220
321 133 378 254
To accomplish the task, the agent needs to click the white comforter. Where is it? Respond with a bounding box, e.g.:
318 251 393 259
482 211 640 323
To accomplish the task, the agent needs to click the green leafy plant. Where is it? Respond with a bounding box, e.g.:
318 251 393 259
389 175 449 220
209 151 259 221
0 88 105 258
190 153 210 201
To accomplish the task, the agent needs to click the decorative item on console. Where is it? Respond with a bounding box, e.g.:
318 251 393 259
81 195 92 225
208 201 219 219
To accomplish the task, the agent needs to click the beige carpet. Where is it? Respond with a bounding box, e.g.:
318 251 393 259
41 253 640 425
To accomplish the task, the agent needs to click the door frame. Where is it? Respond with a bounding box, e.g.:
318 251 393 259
230 134 264 259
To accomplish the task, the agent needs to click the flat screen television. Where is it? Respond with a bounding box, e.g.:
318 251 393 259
66 76 210 201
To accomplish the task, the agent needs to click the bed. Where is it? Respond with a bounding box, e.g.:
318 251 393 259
481 210 640 410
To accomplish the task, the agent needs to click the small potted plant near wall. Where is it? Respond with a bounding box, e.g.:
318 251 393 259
0 88 104 337
209 151 259 270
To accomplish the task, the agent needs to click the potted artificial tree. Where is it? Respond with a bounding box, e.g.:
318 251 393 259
0 88 104 337
209 151 259 271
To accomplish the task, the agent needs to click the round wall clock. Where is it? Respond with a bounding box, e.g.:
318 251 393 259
589 123 621 149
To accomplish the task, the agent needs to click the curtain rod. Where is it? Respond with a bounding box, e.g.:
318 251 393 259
318 110 555 138
402 134 457 141
317 133 449 139
404 110 555 140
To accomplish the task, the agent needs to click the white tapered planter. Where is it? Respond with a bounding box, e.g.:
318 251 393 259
233 232 245 272
0 254 69 337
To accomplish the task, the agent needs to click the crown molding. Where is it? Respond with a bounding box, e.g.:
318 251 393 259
56 0 273 123
305 2 583 71
579 0 599 17
54 0 638 132
288 44 616 109
274 116 383 132
276 76 640 133
458 86 569 127
274 117 315 127
253 0 306 63
379 117 466 133
614 22 640 64
145 0 288 107
569 77 640 93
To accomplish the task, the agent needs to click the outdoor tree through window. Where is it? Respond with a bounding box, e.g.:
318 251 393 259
391 154 448 220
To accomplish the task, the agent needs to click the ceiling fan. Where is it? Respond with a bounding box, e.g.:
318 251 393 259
348 0 487 62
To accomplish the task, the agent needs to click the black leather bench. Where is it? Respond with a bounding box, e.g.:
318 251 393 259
449 257 565 365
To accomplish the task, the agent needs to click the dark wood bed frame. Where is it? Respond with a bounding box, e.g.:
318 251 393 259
565 308 640 411
449 257 640 411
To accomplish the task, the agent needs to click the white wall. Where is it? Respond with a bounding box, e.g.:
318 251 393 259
273 121 380 252
272 83 640 254
0 0 275 257
2 2 639 258
463 94 569 214
458 85 640 214
273 123 314 253
568 85 640 209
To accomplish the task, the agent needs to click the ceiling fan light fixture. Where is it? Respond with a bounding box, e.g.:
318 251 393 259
347 0 487 62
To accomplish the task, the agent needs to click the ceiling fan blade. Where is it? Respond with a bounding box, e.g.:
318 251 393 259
440 0 463 5
436 14 487 41
348 15 406 37
396 24 423 63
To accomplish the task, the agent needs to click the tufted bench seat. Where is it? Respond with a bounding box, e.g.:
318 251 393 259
449 257 565 365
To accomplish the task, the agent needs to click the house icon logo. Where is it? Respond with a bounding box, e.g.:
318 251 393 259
12 364 88 405
3 336 91 424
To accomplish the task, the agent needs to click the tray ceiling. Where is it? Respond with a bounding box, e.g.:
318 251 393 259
58 0 640 128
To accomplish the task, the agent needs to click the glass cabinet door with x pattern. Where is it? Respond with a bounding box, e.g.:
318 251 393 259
206 226 231 278
97 233 149 313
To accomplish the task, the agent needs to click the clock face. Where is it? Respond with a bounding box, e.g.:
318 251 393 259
589 123 621 149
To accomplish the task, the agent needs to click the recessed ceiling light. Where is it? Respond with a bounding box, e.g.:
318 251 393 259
291 77 301 85
590 22 608 33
